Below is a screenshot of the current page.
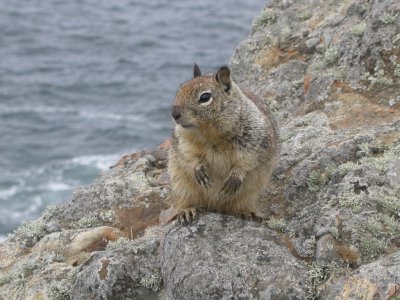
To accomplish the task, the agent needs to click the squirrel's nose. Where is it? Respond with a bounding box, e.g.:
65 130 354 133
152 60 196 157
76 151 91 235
172 106 181 120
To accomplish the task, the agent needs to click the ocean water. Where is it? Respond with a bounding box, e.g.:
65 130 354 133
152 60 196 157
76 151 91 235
0 0 264 239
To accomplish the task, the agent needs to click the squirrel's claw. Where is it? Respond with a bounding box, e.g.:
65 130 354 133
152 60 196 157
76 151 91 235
239 212 264 223
177 208 198 225
220 172 242 195
194 165 212 188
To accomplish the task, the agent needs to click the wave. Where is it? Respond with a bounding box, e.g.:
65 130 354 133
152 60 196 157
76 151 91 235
0 235 5 243
0 105 141 122
77 111 141 122
0 186 19 199
45 182 71 191
69 154 120 170
0 106 76 116
0 182 72 200
0 195 43 221
0 154 119 200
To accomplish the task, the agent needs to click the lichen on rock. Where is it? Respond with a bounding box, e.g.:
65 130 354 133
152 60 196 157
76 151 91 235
1 0 400 298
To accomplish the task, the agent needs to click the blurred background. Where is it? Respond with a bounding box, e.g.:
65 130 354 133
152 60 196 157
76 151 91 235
0 0 264 240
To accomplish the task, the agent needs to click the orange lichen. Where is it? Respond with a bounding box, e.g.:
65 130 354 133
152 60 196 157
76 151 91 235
98 259 110 280
114 194 168 239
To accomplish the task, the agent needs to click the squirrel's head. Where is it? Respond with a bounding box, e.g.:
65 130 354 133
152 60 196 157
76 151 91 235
172 64 239 131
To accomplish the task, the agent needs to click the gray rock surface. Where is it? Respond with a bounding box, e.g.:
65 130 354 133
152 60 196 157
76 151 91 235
322 249 400 299
1 0 399 299
70 226 168 300
161 214 307 300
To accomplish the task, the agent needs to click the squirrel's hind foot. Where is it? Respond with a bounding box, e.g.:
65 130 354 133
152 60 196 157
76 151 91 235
177 208 201 225
239 212 264 223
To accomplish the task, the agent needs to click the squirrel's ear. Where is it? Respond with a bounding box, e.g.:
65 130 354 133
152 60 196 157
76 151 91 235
216 66 231 92
193 63 202 78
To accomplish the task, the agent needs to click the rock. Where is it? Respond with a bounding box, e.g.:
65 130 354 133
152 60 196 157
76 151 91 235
70 226 170 300
305 37 320 50
315 235 340 263
1 0 399 298
321 250 400 299
45 221 61 233
161 214 308 299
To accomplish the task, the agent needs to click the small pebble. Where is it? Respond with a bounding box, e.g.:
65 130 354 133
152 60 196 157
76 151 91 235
46 221 61 233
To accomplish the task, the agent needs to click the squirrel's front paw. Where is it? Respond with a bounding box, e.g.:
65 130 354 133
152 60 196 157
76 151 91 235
194 165 212 188
220 171 242 195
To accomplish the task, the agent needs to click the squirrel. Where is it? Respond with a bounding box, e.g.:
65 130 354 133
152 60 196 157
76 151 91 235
168 64 280 224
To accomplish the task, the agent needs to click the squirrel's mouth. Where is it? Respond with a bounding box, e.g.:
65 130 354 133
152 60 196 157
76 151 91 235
173 117 196 129
177 122 195 129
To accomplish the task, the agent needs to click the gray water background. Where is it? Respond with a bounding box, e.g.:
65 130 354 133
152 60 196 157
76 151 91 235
0 0 264 240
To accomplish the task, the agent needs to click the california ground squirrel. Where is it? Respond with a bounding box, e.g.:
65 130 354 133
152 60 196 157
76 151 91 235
168 64 280 224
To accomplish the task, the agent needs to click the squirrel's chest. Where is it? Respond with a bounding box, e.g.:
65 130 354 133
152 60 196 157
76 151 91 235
202 143 238 176
179 135 239 176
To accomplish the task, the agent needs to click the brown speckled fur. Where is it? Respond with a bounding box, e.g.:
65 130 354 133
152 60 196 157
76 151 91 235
168 65 280 221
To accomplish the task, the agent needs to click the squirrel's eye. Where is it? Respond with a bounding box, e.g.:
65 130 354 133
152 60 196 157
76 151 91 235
198 92 212 104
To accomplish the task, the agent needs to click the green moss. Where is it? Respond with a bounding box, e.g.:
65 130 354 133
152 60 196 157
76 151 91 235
72 216 102 229
358 142 371 157
308 171 322 192
364 217 383 237
46 269 76 300
373 191 400 217
266 98 279 116
380 11 399 24
367 59 394 86
98 210 115 223
338 161 360 176
372 76 394 86
281 26 292 39
330 227 340 239
47 282 70 300
358 234 387 263
106 237 131 250
13 260 40 287
338 182 364 213
360 154 390 175
307 164 337 192
350 22 366 37
324 164 337 179
304 236 317 256
298 11 312 21
305 262 337 299
351 214 391 263
350 142 399 175
146 177 159 187
267 217 286 232
273 173 286 181
394 62 400 77
3 254 63 290
253 9 276 30
328 66 349 80
338 142 400 176
381 215 399 234
0 274 11 286
8 220 47 246
42 205 57 219
311 58 326 71
291 79 304 89
324 48 338 65
140 272 162 292
48 252 65 263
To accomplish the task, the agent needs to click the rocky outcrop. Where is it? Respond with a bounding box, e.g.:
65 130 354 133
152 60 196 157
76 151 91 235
1 0 399 299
